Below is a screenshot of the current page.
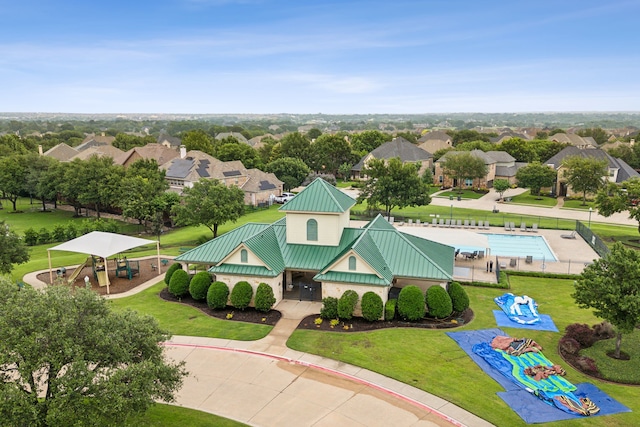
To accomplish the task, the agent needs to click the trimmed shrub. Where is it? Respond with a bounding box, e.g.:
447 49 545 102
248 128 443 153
337 290 359 320
164 263 183 285
593 321 615 340
207 281 229 310
38 228 51 244
52 225 66 242
320 297 338 319
397 285 425 321
559 337 581 355
230 281 253 310
65 223 78 240
385 299 396 321
23 228 38 246
447 281 469 313
361 292 383 322
565 323 597 348
255 283 276 312
575 356 599 374
189 271 212 301
426 286 453 319
168 269 190 298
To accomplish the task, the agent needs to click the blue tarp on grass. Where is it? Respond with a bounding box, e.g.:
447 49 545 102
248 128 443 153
493 310 559 332
446 329 631 424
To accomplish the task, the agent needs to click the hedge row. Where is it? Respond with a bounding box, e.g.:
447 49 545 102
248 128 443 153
23 219 120 246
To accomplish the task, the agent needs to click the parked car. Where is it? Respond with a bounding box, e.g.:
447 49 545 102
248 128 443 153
274 192 295 204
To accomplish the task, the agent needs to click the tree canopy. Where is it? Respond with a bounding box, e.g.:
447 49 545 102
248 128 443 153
265 157 310 190
562 156 608 205
0 221 30 274
171 179 245 238
572 242 640 358
358 157 431 218
0 278 186 426
595 178 640 233
440 152 488 190
515 162 557 196
493 179 511 200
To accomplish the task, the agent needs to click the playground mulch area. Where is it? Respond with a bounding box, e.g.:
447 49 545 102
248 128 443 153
37 258 167 296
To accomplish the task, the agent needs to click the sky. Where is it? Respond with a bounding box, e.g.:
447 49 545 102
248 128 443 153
1 0 639 114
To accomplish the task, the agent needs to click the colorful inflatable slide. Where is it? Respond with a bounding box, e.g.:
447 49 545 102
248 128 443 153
494 293 540 325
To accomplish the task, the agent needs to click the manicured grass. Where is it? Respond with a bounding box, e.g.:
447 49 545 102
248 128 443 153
287 276 640 427
562 199 596 210
436 189 486 200
509 190 558 207
581 331 640 384
144 404 246 426
109 282 273 340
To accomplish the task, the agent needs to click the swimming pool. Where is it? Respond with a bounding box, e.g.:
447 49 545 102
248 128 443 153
481 233 557 261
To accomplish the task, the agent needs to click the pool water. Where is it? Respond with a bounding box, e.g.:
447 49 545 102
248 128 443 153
481 233 557 261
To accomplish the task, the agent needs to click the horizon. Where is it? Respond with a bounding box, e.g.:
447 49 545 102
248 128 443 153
2 1 639 114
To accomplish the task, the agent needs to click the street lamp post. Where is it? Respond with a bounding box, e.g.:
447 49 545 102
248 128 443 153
588 207 593 228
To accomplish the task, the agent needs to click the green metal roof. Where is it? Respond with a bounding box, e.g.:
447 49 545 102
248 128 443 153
208 264 280 277
313 270 389 286
280 178 356 213
402 233 455 277
363 214 396 231
243 225 286 273
175 223 270 263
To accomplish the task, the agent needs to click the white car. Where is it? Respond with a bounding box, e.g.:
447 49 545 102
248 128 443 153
274 192 295 204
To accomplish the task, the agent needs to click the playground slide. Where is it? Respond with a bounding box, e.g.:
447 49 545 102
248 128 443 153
66 258 90 284
96 270 109 287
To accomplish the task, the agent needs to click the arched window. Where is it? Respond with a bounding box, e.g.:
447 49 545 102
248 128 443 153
307 219 318 241
348 256 356 271
240 249 248 263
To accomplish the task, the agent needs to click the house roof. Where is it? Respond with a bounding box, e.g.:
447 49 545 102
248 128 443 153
242 168 283 193
69 145 125 162
280 178 356 213
545 146 640 182
418 130 451 143
43 143 78 161
486 151 515 163
549 133 598 148
215 132 248 144
436 149 495 165
162 150 248 182
157 132 182 147
352 137 432 171
117 143 179 167
176 213 454 286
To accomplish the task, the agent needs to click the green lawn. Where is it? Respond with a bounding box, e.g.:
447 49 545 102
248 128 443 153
143 404 246 426
109 282 273 340
287 276 639 427
562 199 596 210
436 189 487 200
509 190 558 207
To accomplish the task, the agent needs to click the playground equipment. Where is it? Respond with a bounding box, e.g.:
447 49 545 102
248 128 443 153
114 257 140 280
58 257 90 285
91 255 109 287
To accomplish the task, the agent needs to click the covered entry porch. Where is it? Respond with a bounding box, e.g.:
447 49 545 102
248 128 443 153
283 270 322 301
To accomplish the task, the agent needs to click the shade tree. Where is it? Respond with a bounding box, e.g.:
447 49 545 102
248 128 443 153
515 162 556 196
561 156 608 205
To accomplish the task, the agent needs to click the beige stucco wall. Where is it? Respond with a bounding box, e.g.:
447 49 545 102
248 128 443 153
215 274 284 307
224 245 267 267
327 251 378 275
285 211 349 246
321 281 389 319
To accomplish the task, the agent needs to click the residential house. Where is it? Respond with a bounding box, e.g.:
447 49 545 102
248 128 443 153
487 151 526 185
417 130 453 154
215 132 249 144
42 143 79 161
157 132 182 149
160 147 283 206
351 137 433 180
76 133 115 151
175 178 454 314
545 146 640 197
549 133 598 149
69 145 125 162
116 143 179 169
434 149 495 189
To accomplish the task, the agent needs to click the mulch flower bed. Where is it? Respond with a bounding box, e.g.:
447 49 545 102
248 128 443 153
159 288 282 326
297 308 474 332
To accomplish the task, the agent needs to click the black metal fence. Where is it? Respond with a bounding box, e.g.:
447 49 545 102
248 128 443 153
575 220 610 258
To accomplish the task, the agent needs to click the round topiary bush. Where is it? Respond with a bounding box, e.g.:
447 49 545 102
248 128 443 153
255 283 276 312
320 297 338 319
189 271 212 301
564 323 597 348
337 290 359 320
361 291 383 322
230 281 253 310
164 263 183 285
559 337 581 355
207 281 229 310
426 285 453 319
447 281 469 313
168 269 190 298
397 285 425 321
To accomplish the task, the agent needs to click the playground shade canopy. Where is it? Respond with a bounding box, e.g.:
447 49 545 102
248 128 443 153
48 231 156 259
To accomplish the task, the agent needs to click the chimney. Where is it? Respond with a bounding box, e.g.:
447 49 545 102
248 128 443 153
180 145 187 159
38 144 43 155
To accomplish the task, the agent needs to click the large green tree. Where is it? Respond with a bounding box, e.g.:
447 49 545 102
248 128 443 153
181 129 214 154
0 221 29 274
309 134 353 175
279 132 311 166
515 162 557 196
172 179 245 238
0 278 186 426
358 157 431 218
572 242 640 358
0 155 28 211
265 157 311 190
350 130 391 156
562 156 608 205
595 178 640 233
493 179 511 201
440 151 488 191
119 159 169 231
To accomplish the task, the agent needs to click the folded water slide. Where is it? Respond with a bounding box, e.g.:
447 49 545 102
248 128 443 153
494 293 540 325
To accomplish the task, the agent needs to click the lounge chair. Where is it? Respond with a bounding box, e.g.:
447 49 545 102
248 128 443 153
454 249 460 258
478 220 483 229
463 219 469 228
470 219 476 228
520 222 526 232
439 218 445 227
432 218 438 226
561 230 577 239
408 219 413 226
478 250 485 259
457 219 462 228
525 255 533 264
510 222 516 231
531 223 538 233
416 219 421 226
444 219 450 228
504 223 510 231
509 258 517 267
